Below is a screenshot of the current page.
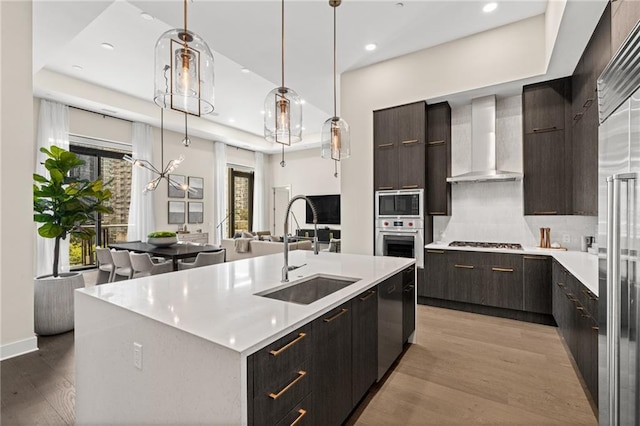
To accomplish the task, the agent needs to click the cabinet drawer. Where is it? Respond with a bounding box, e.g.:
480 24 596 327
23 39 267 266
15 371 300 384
252 361 311 426
275 394 313 426
251 325 312 394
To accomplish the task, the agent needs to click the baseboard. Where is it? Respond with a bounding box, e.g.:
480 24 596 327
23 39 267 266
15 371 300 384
1 336 38 361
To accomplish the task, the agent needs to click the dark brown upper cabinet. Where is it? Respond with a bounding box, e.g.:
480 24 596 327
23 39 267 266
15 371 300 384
426 102 452 216
523 78 570 135
373 102 426 191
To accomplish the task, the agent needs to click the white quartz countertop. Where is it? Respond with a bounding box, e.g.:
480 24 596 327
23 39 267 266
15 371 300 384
77 251 413 355
425 243 598 296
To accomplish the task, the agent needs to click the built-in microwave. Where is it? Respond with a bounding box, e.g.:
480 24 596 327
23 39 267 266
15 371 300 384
375 189 424 218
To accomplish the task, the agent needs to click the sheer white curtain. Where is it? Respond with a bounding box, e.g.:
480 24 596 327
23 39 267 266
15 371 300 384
35 100 70 277
127 123 156 241
212 141 228 245
252 152 267 232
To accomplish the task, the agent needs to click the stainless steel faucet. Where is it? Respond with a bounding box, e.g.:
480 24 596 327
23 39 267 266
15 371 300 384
282 195 319 282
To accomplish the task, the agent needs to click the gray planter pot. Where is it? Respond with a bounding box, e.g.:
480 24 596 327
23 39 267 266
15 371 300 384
34 272 85 336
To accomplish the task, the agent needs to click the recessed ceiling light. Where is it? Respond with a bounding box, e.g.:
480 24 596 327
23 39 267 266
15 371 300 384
240 67 250 74
301 127 306 131
300 99 306 105
260 110 265 115
395 2 404 7
72 65 83 71
140 12 153 21
229 118 235 123
101 42 114 50
365 43 377 51
483 2 498 13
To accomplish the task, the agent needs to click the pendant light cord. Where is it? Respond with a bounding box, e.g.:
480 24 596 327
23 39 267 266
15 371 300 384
281 0 285 88
333 6 337 118
184 113 188 141
160 108 164 168
183 0 188 37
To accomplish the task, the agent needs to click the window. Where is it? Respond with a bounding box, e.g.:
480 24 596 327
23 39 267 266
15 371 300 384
69 143 132 269
228 168 254 237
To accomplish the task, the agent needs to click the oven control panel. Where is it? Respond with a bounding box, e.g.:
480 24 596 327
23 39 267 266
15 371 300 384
376 218 424 230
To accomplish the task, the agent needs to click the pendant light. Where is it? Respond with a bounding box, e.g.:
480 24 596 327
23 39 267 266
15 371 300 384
264 0 303 167
124 109 196 194
321 0 350 178
153 0 214 117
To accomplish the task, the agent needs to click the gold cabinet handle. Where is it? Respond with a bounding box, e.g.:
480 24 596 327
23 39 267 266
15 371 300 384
592 326 600 331
429 211 446 215
401 139 419 145
427 140 445 145
378 143 394 148
401 185 419 189
378 186 394 190
557 282 565 288
576 306 584 311
323 308 348 323
532 126 557 133
523 255 547 260
573 113 583 121
582 289 597 301
268 370 307 400
359 290 376 301
291 409 307 426
454 264 474 269
269 333 306 357
583 98 594 108
492 267 514 272
534 211 557 215
427 250 445 254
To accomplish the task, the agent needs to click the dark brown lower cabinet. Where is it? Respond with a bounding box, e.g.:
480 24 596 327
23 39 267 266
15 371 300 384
402 265 416 343
523 255 552 314
449 251 483 304
312 302 353 426
484 254 523 310
422 249 448 299
352 288 378 405
552 261 599 405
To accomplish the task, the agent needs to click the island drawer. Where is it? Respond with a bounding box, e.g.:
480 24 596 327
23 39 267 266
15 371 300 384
275 394 313 426
251 361 311 426
250 324 313 393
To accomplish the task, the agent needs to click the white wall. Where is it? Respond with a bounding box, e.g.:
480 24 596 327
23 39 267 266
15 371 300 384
1 1 37 359
341 16 547 255
268 149 341 235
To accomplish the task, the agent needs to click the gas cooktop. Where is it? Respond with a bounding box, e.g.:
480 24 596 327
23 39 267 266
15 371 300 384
448 241 523 250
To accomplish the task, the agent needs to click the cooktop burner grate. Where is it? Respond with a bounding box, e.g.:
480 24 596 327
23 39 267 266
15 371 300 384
448 241 523 250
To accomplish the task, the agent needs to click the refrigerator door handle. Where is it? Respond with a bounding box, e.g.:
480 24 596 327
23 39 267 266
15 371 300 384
607 176 620 426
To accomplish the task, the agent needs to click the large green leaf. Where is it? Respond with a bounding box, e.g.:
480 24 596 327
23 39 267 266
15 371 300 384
38 222 64 238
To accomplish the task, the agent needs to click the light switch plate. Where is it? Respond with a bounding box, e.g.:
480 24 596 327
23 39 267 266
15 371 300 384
133 342 143 370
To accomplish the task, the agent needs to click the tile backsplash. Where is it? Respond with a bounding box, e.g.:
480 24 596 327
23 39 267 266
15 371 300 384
433 95 597 250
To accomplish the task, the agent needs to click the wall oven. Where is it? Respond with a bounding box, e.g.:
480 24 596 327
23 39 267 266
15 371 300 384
375 219 424 268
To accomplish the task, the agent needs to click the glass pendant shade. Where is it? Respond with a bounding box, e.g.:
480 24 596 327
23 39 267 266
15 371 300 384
154 28 214 117
321 116 350 161
264 86 303 145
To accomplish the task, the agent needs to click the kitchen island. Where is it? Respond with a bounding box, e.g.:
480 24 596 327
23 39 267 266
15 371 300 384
74 250 414 425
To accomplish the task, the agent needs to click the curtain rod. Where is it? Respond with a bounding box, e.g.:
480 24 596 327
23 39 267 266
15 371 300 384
69 105 133 123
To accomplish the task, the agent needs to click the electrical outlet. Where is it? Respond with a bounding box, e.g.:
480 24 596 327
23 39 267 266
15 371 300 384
133 342 143 370
562 234 571 244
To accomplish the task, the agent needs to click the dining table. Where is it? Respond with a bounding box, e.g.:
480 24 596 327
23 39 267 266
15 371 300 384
108 242 225 271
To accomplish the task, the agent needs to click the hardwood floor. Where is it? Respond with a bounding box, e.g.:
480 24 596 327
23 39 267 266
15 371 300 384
348 306 597 425
1 294 596 425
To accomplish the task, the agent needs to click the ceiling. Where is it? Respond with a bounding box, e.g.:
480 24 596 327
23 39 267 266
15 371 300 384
34 0 557 153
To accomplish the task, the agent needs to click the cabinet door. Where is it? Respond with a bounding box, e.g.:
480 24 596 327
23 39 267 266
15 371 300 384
312 302 352 426
588 318 599 405
374 108 398 190
352 288 378 406
523 79 569 134
426 102 451 215
523 130 567 215
448 251 483 304
523 255 552 314
396 102 426 189
484 253 523 310
552 261 567 324
377 273 403 380
422 249 448 298
402 265 416 343
573 104 598 215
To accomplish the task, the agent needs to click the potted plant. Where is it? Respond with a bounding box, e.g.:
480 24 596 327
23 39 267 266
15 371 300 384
33 146 112 335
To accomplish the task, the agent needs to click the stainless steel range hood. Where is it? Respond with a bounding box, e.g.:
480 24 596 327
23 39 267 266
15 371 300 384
446 96 523 183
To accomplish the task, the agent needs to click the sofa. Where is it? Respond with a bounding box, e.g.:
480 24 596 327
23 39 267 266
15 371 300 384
221 238 313 262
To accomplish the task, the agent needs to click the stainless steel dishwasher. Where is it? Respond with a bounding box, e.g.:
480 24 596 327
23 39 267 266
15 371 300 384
377 272 403 380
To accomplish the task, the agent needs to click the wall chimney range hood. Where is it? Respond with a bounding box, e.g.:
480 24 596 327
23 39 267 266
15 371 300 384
446 95 523 184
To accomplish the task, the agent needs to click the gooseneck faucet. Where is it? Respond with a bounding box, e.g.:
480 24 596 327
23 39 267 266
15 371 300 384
283 195 319 282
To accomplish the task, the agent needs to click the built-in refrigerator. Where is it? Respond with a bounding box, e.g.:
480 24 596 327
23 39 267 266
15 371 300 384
598 21 640 426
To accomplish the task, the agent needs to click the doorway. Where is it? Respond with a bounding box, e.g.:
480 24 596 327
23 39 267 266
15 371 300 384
273 186 291 236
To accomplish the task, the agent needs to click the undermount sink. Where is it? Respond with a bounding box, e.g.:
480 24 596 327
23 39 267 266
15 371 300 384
256 274 360 305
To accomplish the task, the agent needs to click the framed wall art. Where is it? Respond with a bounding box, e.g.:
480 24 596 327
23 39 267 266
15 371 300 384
168 174 186 198
188 202 204 224
168 201 185 224
188 176 204 199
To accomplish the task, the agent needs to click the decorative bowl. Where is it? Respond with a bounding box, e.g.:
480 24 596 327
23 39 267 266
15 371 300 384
147 236 178 247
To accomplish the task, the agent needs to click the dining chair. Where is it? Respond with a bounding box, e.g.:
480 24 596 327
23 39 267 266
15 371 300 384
130 253 173 278
95 247 115 284
177 251 225 270
111 250 134 281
